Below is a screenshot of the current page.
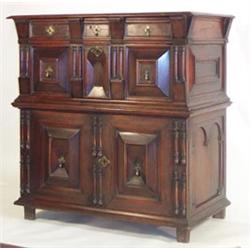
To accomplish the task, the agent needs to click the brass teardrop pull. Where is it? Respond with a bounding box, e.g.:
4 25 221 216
45 66 54 79
58 156 66 168
144 69 150 81
144 25 151 37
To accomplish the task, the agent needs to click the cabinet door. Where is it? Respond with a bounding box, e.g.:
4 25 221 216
30 111 92 205
99 115 174 216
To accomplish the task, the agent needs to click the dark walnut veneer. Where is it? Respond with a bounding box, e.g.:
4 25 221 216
8 12 233 243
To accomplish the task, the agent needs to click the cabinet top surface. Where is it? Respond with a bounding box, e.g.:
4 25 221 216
7 11 234 20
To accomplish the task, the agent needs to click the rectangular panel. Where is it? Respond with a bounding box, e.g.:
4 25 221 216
189 45 222 95
30 111 92 205
101 115 174 216
83 18 110 38
127 46 170 99
30 20 70 39
84 24 110 37
83 46 110 98
33 47 69 94
188 111 225 216
195 59 220 84
125 18 172 38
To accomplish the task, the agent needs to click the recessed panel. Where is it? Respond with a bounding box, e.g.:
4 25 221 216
189 45 222 95
46 127 80 188
117 131 159 199
190 116 224 216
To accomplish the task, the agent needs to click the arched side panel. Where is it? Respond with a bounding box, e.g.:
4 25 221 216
188 110 225 216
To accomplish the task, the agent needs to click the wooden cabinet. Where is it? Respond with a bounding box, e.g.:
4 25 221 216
8 12 233 243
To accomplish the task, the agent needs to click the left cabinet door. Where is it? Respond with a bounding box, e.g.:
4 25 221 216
29 111 92 205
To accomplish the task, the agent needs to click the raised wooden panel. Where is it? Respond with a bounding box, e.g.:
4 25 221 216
46 127 80 188
33 47 69 94
189 45 222 96
127 47 170 99
102 115 174 216
117 132 159 199
189 113 225 215
84 46 110 98
30 111 92 205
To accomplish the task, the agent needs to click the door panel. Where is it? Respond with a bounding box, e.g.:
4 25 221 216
101 115 174 216
30 111 92 205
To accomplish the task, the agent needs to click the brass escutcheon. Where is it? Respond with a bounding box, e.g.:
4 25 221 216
97 155 110 168
89 47 104 58
45 25 55 36
89 25 101 36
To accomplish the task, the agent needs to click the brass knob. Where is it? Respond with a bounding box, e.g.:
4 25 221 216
58 156 66 168
144 25 151 37
45 25 55 36
44 66 54 79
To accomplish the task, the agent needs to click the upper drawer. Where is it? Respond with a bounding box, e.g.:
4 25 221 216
30 20 70 40
125 18 172 39
83 18 110 38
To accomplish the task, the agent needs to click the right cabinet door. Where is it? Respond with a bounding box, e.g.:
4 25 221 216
102 115 174 216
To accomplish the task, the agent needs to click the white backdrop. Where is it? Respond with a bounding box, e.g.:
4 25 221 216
0 0 250 247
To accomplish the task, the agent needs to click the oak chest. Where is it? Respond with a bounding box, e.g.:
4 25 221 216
9 12 233 242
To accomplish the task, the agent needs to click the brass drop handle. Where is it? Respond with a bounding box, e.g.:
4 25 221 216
45 25 55 36
45 66 54 79
58 156 66 168
144 25 151 37
134 159 141 176
144 69 150 80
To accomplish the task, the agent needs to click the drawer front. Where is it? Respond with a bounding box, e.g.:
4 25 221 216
84 24 110 38
125 19 172 38
30 21 70 39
